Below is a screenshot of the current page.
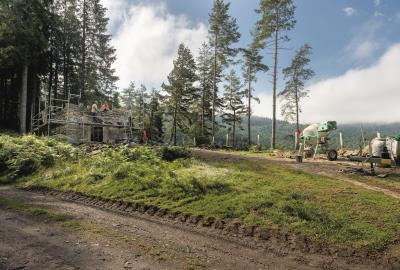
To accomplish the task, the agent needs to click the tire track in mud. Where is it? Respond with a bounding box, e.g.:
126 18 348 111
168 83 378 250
10 186 399 270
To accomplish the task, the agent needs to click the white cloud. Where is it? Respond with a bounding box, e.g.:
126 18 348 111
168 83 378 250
301 44 400 124
345 20 382 61
255 44 400 124
101 0 128 32
343 7 357 16
102 1 208 90
352 40 380 60
253 93 275 119
374 0 381 6
374 11 384 17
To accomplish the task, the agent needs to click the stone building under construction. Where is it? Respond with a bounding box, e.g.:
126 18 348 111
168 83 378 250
31 93 138 144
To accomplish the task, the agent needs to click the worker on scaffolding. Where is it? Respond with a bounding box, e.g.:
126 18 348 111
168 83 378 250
100 101 110 112
91 101 99 122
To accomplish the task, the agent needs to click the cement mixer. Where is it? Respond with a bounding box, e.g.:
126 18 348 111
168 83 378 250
350 135 400 167
298 121 338 161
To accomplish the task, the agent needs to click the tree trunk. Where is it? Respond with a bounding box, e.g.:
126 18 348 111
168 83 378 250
271 29 279 149
20 63 29 133
201 76 205 134
63 0 68 99
48 51 54 110
211 33 218 144
295 85 300 150
81 0 87 101
233 111 236 148
172 104 177 146
247 67 252 147
54 59 59 100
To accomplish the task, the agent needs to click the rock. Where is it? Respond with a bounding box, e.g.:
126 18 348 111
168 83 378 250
124 261 132 269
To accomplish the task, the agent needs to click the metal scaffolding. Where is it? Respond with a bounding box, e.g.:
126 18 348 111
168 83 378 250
30 91 139 143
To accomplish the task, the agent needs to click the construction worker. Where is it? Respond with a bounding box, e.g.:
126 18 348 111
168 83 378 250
100 101 110 112
91 101 99 122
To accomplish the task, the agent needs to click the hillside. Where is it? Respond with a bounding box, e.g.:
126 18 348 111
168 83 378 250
215 116 400 149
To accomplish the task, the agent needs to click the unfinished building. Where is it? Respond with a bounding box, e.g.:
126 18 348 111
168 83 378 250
30 93 138 144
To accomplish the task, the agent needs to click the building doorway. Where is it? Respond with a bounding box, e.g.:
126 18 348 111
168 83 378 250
91 127 103 142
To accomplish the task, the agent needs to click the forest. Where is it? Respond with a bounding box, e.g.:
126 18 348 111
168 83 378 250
0 0 320 149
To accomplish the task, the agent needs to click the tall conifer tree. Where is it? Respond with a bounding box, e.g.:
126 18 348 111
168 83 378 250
279 44 314 148
208 0 241 144
255 0 296 148
222 70 245 148
162 44 198 146
241 36 268 146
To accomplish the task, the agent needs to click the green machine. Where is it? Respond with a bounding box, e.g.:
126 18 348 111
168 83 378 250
299 121 338 161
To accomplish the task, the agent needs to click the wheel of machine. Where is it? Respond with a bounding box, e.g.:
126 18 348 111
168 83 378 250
327 150 338 161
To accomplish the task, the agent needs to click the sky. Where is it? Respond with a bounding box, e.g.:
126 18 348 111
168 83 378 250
101 0 400 124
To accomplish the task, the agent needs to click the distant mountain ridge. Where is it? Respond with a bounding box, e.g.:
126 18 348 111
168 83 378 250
216 116 400 149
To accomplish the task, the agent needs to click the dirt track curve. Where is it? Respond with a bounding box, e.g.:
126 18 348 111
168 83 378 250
1 186 399 270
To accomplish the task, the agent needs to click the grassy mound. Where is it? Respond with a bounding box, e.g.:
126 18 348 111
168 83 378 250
2 134 400 251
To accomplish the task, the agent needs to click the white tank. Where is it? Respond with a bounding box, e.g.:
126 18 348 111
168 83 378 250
371 138 386 157
303 124 318 138
386 137 400 158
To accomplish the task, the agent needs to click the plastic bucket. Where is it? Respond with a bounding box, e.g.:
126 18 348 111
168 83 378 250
295 155 303 163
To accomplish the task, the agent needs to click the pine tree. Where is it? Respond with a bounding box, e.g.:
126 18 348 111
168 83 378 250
222 70 245 148
0 0 51 132
196 43 213 138
121 82 149 128
121 81 136 111
135 84 150 130
209 0 241 144
241 36 269 146
255 0 296 149
148 88 164 143
78 0 117 103
162 44 198 146
279 44 314 148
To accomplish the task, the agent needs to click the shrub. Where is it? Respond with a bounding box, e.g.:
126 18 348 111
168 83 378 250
0 134 81 181
250 145 262 153
159 146 191 161
89 171 106 182
9 157 41 177
113 164 130 179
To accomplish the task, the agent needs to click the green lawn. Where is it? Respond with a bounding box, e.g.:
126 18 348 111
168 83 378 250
2 134 400 251
19 149 400 251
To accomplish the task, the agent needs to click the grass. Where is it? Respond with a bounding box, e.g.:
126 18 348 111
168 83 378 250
19 153 400 251
3 134 400 252
0 196 72 223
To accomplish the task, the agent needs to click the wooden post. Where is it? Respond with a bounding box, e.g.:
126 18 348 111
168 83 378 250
193 137 196 147
257 134 260 146
340 132 344 150
226 133 229 147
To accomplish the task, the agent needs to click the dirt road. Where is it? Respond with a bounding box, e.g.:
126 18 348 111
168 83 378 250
0 186 394 270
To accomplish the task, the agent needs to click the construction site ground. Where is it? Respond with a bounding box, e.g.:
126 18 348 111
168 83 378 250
1 150 400 270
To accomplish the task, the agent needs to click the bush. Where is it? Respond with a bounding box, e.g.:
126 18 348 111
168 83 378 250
159 146 191 161
0 134 80 181
9 157 41 177
113 164 130 179
250 145 262 153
